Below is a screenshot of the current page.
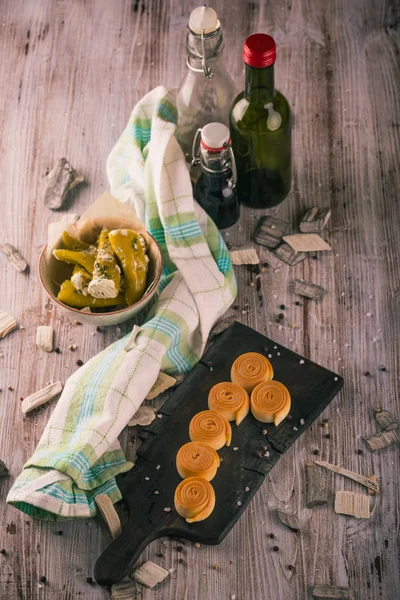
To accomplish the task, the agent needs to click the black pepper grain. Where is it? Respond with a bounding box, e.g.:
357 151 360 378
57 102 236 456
96 326 102 333
379 366 386 372
39 576 47 583
288 564 295 571
86 577 93 584
280 304 285 310
278 313 284 320
76 359 84 367
312 254 318 260
54 347 60 354
176 545 183 552
325 434 330 439
178 558 184 564
364 371 371 377
7 386 13 391
313 449 319 455
269 533 275 539
273 546 279 552
295 301 301 306
157 552 164 558
357 449 363 455
0 549 7 555
57 530 63 536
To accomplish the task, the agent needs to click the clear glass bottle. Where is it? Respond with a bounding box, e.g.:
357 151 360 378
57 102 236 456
230 34 292 208
192 122 239 230
176 6 236 162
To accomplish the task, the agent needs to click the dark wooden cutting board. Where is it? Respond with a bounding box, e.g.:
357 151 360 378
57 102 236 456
94 322 343 586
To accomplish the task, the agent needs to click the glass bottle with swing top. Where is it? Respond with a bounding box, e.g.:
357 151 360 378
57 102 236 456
192 122 239 230
176 6 236 162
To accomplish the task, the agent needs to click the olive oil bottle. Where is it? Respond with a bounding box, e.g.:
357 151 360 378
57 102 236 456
230 34 291 208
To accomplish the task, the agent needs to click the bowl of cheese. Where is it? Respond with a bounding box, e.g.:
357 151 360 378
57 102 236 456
38 193 163 326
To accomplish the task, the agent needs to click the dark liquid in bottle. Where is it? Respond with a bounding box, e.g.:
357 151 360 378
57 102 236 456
195 169 240 229
237 167 290 208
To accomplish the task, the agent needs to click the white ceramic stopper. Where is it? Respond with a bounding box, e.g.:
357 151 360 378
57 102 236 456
201 122 230 150
189 6 220 34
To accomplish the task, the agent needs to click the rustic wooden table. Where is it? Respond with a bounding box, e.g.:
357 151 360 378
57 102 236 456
0 1 399 599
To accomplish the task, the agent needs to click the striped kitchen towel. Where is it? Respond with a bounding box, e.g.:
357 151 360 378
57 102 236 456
7 86 237 519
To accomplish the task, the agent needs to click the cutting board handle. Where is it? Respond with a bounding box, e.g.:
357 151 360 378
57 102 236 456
94 518 154 586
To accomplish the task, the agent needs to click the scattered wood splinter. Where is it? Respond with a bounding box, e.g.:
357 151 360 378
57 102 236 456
230 248 259 265
364 430 399 452
111 579 139 599
305 463 327 507
44 157 84 210
314 460 379 493
334 490 370 519
131 561 169 588
283 233 331 253
276 509 299 531
0 243 28 272
21 381 63 414
95 494 121 539
146 372 177 400
312 584 355 600
0 311 18 339
36 326 54 353
374 408 398 431
300 207 332 233
128 406 156 427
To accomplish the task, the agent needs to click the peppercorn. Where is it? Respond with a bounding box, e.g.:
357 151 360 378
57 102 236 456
96 326 102 333
312 254 318 260
288 564 295 571
364 371 371 377
176 545 183 552
313 449 319 455
178 558 184 564
325 434 330 439
0 549 7 555
379 366 386 372
57 530 63 536
54 347 60 354
295 301 301 306
39 576 47 583
157 552 164 558
273 546 279 552
76 359 84 367
86 577 94 584
278 313 284 320
7 386 13 391
280 304 285 310
357 449 363 455
269 533 275 539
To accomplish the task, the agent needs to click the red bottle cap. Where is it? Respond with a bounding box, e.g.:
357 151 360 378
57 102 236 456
243 33 276 68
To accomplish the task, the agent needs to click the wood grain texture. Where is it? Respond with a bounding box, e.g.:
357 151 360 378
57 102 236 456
0 0 399 599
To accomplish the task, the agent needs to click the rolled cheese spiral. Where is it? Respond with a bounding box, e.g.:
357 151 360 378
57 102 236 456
250 380 291 426
231 352 274 393
189 410 232 450
174 477 216 523
176 441 220 481
208 382 250 425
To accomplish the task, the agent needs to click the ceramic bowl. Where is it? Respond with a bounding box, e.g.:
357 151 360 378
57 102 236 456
38 231 162 326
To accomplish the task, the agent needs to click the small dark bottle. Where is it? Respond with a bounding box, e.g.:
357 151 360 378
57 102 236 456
192 122 240 229
230 34 292 208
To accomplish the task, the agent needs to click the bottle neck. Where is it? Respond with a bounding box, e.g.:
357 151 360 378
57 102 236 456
186 27 224 73
245 64 275 102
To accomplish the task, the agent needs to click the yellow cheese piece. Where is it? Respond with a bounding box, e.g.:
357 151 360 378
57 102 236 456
108 229 147 306
174 477 216 523
176 441 220 481
250 380 291 426
231 352 274 393
53 249 95 274
208 382 249 425
57 280 126 309
189 409 231 450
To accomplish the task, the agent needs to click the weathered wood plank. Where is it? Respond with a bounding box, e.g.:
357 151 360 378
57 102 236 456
0 0 399 599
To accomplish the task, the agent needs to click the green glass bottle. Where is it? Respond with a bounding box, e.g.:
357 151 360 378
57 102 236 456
230 34 291 208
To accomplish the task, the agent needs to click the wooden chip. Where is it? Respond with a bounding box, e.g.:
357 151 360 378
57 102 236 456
294 279 325 301
146 372 177 400
132 561 169 588
253 216 290 249
111 579 139 599
0 311 17 339
128 406 156 427
364 430 399 452
305 463 327 507
95 494 121 539
36 326 54 353
275 243 306 266
283 234 331 252
375 409 398 431
0 459 8 478
44 158 84 210
334 490 370 519
21 381 63 414
367 475 377 495
276 509 299 531
312 584 355 600
314 460 379 493
230 248 259 265
300 207 332 233
209 316 236 340
0 243 28 272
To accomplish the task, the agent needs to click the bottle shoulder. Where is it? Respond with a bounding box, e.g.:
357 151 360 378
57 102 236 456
230 88 291 130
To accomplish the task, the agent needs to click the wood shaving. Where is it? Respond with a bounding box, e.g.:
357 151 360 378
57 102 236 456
276 509 299 531
128 406 157 427
283 234 331 252
0 243 28 272
44 158 84 210
294 279 325 301
334 490 370 519
95 494 121 539
111 579 140 599
146 372 176 400
253 215 290 249
275 243 306 266
21 381 63 414
374 409 398 431
305 463 327 507
312 584 355 599
230 248 259 265
0 311 17 339
131 561 169 588
36 326 54 352
364 429 399 452
314 460 379 493
300 207 332 233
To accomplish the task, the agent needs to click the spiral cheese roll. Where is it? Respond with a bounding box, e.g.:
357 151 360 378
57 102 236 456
231 352 274 393
189 410 232 450
208 382 249 425
176 442 220 481
250 380 291 426
174 477 216 523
